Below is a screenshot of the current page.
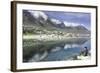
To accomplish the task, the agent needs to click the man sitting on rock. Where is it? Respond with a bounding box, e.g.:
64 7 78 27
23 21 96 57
80 47 89 56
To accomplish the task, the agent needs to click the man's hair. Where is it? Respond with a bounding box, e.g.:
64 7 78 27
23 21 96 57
84 47 87 49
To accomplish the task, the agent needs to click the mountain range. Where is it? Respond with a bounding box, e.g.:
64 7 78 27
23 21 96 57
23 10 90 34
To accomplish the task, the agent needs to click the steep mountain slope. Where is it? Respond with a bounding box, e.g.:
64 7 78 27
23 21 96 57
23 10 90 35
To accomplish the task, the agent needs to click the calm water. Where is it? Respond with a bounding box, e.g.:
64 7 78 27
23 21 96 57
23 38 91 62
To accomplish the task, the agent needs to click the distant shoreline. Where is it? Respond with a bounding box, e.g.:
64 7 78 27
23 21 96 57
23 35 90 40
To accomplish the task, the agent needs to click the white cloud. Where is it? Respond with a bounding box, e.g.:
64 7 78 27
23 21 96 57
51 18 62 24
64 21 80 27
28 10 48 20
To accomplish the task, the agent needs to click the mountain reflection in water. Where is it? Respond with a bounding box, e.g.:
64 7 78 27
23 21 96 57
23 38 91 62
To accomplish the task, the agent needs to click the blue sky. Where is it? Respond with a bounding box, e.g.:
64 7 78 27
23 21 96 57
44 11 91 30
